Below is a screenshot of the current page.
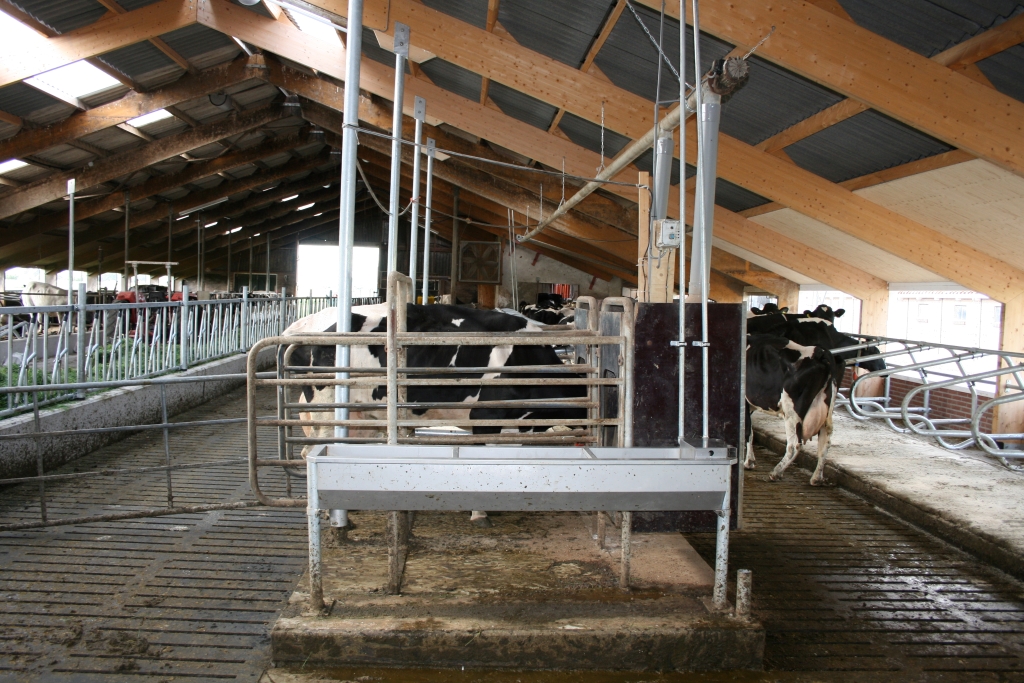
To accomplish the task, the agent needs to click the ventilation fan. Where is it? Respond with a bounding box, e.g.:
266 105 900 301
459 241 502 284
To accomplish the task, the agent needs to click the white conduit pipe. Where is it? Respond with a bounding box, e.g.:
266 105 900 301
408 97 425 296
421 139 436 305
386 23 410 274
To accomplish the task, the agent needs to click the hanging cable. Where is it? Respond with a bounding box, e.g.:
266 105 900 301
355 158 413 218
597 102 607 175
625 0 680 80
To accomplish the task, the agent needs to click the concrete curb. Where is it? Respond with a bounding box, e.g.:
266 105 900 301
0 348 275 481
753 430 1024 583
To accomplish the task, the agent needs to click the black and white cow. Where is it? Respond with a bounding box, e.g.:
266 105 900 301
748 302 789 316
283 303 588 525
744 335 843 485
747 305 884 373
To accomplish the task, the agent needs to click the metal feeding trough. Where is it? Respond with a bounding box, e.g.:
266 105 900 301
305 440 735 607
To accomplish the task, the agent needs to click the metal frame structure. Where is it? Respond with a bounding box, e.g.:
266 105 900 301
834 334 1024 463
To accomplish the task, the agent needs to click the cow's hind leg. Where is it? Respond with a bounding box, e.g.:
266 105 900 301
743 404 756 470
810 400 835 486
768 410 802 482
470 511 492 528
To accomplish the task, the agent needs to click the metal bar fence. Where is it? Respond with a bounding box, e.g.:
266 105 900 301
833 334 1024 465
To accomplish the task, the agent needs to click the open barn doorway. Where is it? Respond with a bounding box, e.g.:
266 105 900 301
296 244 379 299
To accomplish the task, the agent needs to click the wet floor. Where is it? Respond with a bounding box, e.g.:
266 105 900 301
3 391 1024 681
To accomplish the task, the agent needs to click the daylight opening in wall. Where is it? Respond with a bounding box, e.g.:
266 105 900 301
55 270 88 291
5 267 46 291
128 274 153 288
296 245 379 298
99 273 122 291
798 289 861 335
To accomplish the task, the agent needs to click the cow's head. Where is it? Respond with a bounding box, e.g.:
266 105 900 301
751 303 788 316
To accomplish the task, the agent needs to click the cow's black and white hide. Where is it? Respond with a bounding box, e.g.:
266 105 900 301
520 297 576 326
748 303 788 316
744 335 843 485
283 304 587 525
746 308 885 374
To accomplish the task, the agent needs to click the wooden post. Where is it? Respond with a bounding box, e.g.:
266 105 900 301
637 172 651 301
856 288 890 397
477 284 496 308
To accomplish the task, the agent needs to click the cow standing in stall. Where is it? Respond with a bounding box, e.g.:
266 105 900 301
284 303 587 526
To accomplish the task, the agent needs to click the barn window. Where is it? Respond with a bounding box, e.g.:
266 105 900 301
917 303 929 323
953 305 967 325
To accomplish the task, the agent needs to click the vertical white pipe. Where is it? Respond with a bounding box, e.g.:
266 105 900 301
336 0 364 441
67 179 75 306
421 139 435 305
387 23 410 275
408 98 425 296
713 464 731 609
677 0 687 447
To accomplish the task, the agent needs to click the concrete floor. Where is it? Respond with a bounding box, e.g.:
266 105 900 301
752 409 1024 579
272 510 763 672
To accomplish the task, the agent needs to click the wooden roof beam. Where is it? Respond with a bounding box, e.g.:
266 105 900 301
0 104 287 221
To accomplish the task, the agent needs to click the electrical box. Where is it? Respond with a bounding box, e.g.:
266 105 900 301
654 219 681 249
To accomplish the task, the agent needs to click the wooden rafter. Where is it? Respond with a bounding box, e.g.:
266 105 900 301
631 0 1024 178
0 105 286 221
478 0 501 106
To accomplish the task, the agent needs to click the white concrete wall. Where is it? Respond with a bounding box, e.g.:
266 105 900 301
503 244 623 308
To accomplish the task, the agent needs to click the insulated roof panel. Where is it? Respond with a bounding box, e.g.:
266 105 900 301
784 110 953 183
419 59 482 102
98 42 176 81
719 56 844 146
487 81 558 130
497 0 617 69
0 82 64 118
557 112 630 159
715 179 771 213
12 0 106 33
593 4 732 103
836 0 1023 57
977 45 1024 104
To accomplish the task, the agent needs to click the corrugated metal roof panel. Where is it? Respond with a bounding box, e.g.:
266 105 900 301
487 81 558 130
420 0 488 29
419 59 482 102
10 0 106 33
497 0 616 69
634 149 681 185
977 44 1024 104
719 56 844 146
98 42 176 80
715 178 770 213
117 0 163 10
784 109 953 183
159 24 236 61
593 5 733 103
0 82 63 118
837 0 1022 57
557 112 630 158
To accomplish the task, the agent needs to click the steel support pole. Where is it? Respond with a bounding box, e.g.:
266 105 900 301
266 231 271 290
408 97 425 297
449 187 459 302
677 0 687 448
67 179 75 306
712 464 732 610
420 139 435 305
196 218 202 291
387 23 410 275
227 230 232 292
167 203 173 272
307 456 325 611
75 283 86 397
180 284 189 370
123 191 130 290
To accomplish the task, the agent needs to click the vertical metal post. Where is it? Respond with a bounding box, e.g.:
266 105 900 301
713 464 732 610
420 139 435 305
677 0 687 449
387 23 410 275
33 390 45 523
736 569 752 619
241 286 249 349
123 191 130 290
408 97 425 297
196 217 202 291
266 231 271 290
167 203 173 270
75 283 86 397
248 238 254 292
449 187 459 302
67 179 75 306
307 455 325 611
333 0 364 541
227 230 233 292
180 284 189 370
161 384 173 508
620 510 632 589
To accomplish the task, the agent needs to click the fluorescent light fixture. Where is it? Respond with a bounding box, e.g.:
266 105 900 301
297 202 315 211
127 109 174 128
26 60 121 101
280 194 299 202
314 212 323 217
205 221 219 228
0 159 28 175
227 226 243 234
178 196 230 217
253 232 261 237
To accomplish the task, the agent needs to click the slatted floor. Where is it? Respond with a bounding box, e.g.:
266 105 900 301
3 392 1024 681
691 448 1024 680
0 387 306 682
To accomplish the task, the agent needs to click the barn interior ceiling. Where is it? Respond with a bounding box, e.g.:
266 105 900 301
0 0 1021 308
